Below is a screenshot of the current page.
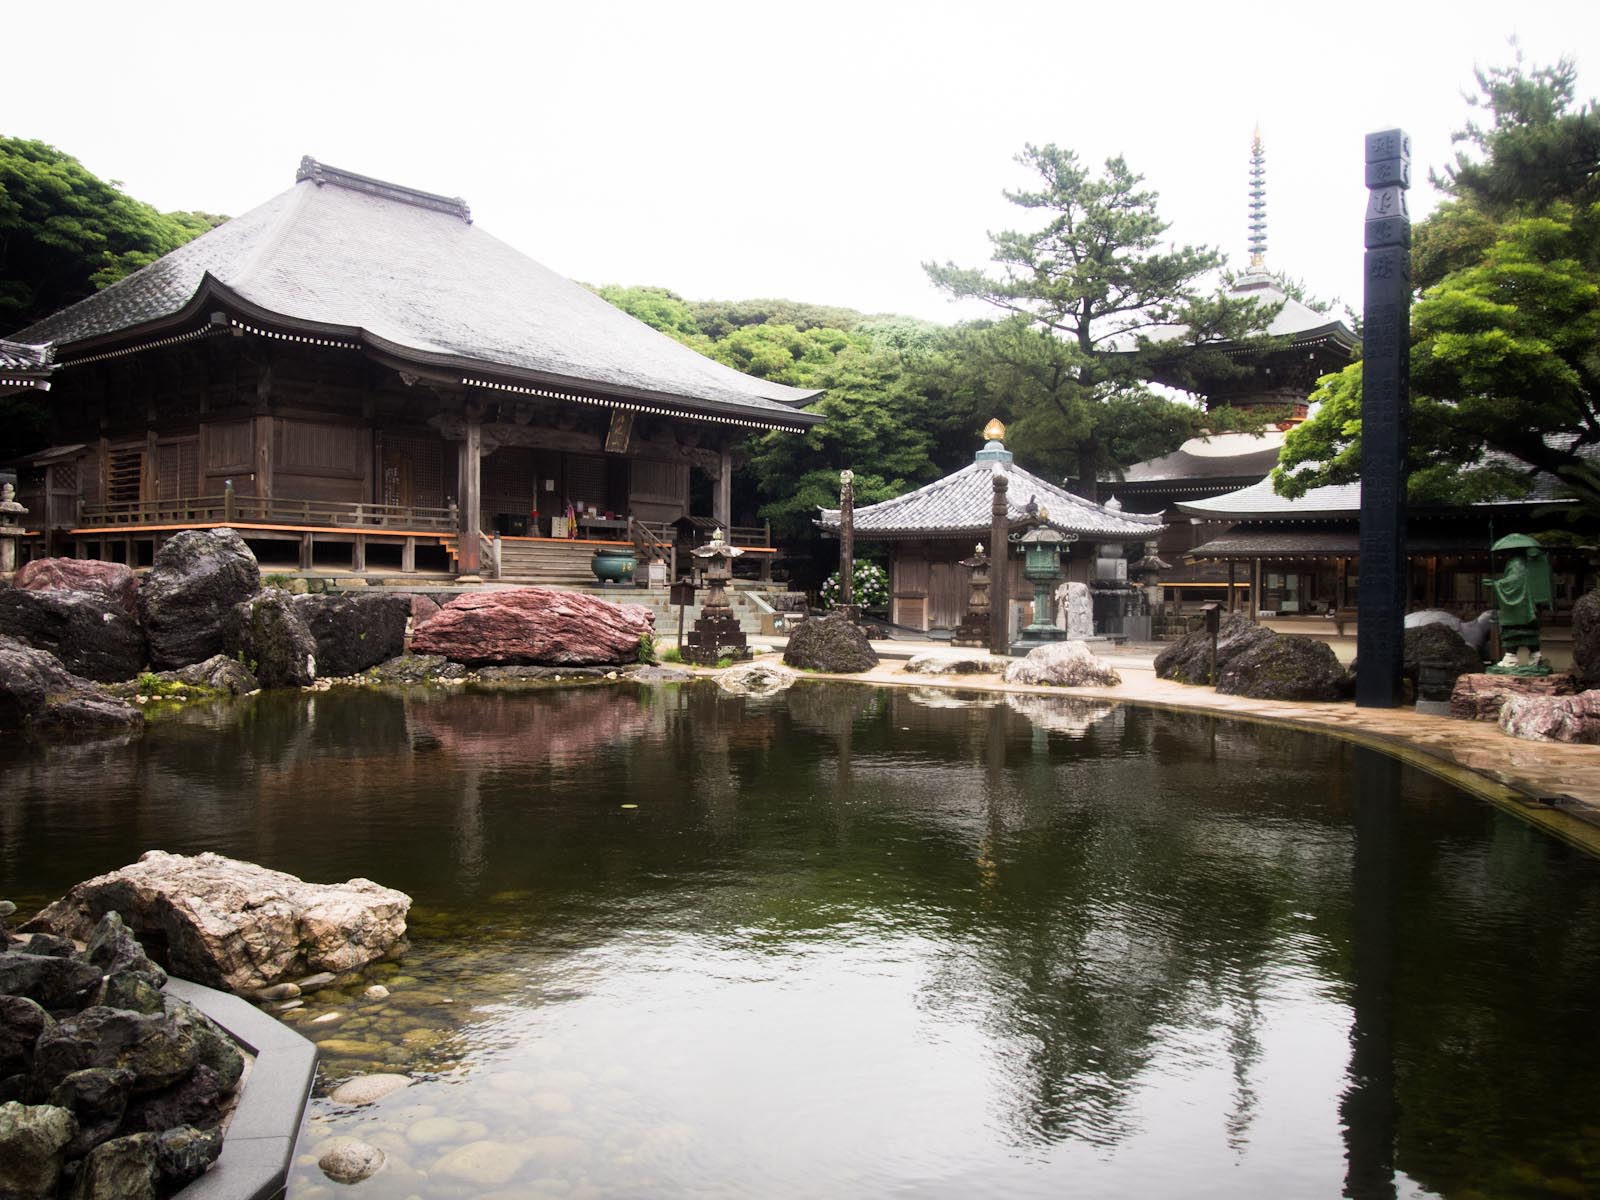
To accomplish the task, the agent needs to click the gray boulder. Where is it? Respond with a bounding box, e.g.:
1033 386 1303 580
783 613 879 674
50 1067 134 1158
0 996 52 1078
1154 612 1275 685
1002 641 1122 687
1217 633 1350 701
173 655 259 695
31 1007 199 1096
70 1130 160 1200
905 652 1006 675
1572 587 1600 690
716 661 798 695
0 636 143 731
0 953 105 1011
154 1125 222 1189
370 653 469 683
25 850 412 995
223 590 317 688
0 588 147 682
294 592 413 677
140 530 261 669
0 1101 76 1200
1403 623 1484 700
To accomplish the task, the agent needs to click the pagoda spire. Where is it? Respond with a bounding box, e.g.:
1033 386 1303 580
1248 125 1267 270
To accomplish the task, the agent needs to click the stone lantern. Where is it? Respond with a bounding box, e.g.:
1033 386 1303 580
953 542 991 648
683 529 751 665
1011 522 1075 653
0 475 27 576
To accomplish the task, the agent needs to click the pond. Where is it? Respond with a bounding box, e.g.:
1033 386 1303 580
4 680 1599 1199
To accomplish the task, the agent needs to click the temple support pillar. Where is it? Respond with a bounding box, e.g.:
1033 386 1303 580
456 416 483 578
714 447 731 529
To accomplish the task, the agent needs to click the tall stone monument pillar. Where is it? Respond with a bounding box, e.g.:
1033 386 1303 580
989 467 1010 657
1356 128 1412 708
837 469 858 622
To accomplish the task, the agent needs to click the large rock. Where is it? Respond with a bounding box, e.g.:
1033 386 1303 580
24 851 412 994
905 652 1006 675
70 1131 160 1200
173 655 259 695
0 587 147 682
1404 608 1497 655
1498 690 1600 743
31 1007 199 1096
1154 612 1275 685
139 530 261 669
1403 623 1485 698
0 997 53 1078
223 591 317 688
369 653 469 683
14 559 140 618
50 1067 134 1158
153 1125 222 1189
1002 640 1122 687
715 661 798 696
0 1102 76 1200
0 636 143 731
783 613 879 673
0 952 105 1010
1572 587 1600 690
1217 633 1350 701
1449 672 1577 721
294 593 413 677
411 587 653 667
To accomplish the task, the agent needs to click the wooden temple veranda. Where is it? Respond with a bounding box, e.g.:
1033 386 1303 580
4 159 821 585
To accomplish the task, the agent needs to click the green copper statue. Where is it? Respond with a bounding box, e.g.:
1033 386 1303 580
1486 533 1553 676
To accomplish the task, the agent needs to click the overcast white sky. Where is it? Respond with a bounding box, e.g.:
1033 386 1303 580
7 1 1597 324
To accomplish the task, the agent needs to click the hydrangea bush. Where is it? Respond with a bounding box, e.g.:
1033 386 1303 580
820 561 889 610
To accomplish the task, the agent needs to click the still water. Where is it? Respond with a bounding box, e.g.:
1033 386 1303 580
4 680 1599 1198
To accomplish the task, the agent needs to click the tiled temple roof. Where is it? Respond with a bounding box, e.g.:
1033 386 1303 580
10 159 821 428
819 442 1162 542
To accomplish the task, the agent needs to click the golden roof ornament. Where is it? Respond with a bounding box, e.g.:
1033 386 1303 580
983 418 1006 442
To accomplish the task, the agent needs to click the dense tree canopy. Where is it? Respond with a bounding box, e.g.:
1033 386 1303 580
1277 56 1600 514
923 144 1274 486
0 138 225 330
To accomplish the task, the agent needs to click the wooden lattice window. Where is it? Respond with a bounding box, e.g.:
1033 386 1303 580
382 435 444 508
565 455 606 506
156 440 200 501
106 446 143 505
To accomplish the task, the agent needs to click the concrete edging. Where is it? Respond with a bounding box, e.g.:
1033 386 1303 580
164 977 317 1200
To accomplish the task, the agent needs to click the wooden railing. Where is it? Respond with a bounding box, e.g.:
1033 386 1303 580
78 488 457 532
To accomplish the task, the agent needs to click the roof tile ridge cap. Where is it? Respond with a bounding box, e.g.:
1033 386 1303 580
229 182 312 296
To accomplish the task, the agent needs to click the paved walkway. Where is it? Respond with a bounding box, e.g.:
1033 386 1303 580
730 635 1600 854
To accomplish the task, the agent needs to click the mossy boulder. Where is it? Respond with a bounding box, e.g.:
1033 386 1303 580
1217 633 1350 701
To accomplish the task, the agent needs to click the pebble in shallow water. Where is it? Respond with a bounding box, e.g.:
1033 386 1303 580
364 984 391 1000
433 1139 531 1186
329 1073 411 1105
318 1136 386 1183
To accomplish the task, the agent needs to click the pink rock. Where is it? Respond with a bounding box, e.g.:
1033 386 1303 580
409 594 442 624
15 558 140 617
1448 672 1576 721
411 587 653 666
1499 690 1600 743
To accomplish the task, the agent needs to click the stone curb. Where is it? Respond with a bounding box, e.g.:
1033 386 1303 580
163 977 317 1200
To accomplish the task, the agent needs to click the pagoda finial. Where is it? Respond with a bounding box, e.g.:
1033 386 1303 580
1248 125 1267 271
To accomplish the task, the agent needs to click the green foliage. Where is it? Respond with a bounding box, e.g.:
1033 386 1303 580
637 631 657 665
0 138 225 330
262 573 294 590
661 645 684 664
820 561 888 609
924 144 1272 482
1277 56 1600 516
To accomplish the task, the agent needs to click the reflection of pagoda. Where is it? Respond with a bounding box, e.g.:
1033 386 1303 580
1109 128 1359 618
